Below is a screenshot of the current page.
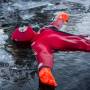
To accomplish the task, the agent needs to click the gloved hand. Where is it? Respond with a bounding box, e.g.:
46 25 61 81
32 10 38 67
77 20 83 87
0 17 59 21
39 67 58 87
55 12 69 24
51 12 69 29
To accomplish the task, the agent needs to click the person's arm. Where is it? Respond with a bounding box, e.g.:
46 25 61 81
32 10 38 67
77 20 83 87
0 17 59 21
38 12 69 33
50 18 64 30
50 12 69 30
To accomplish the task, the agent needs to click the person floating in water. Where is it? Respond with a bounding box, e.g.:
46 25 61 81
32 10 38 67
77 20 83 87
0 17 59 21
11 12 90 87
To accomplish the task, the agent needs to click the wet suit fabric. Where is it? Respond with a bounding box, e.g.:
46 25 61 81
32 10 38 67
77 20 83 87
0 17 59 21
31 26 90 69
11 25 90 69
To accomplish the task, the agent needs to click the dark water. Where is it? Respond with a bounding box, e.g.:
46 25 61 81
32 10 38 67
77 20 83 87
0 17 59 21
0 0 90 90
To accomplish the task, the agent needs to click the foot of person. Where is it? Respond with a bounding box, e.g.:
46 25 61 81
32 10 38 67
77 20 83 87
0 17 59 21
39 67 58 87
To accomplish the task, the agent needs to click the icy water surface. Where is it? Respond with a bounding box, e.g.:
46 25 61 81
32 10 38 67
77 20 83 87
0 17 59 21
0 1 90 90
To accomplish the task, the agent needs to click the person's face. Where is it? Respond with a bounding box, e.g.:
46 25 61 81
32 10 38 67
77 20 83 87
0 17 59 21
18 26 28 32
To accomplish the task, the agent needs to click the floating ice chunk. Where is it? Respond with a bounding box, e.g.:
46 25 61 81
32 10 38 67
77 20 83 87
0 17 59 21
0 28 8 45
76 13 90 35
0 49 14 66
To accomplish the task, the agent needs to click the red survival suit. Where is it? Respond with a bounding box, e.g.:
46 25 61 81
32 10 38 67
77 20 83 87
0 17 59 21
11 12 90 87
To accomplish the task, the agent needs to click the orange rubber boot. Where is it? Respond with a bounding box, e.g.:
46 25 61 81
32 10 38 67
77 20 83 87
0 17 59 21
39 67 58 87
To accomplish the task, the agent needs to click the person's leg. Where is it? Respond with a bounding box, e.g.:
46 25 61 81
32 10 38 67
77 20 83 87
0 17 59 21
58 34 90 52
32 43 57 87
